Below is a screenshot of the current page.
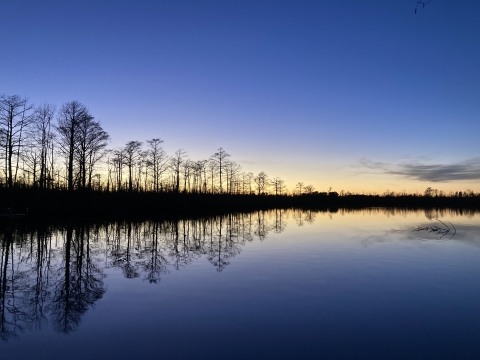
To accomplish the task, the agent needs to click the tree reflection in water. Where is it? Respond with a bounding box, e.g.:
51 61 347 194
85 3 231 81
47 224 106 333
1 207 477 339
0 210 292 339
0 208 337 339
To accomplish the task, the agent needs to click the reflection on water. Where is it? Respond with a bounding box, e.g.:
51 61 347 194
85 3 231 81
0 224 106 338
0 210 288 339
2 208 480 359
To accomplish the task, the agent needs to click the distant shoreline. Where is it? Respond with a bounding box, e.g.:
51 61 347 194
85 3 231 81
2 188 480 221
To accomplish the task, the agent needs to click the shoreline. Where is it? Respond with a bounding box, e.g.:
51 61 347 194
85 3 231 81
2 188 480 222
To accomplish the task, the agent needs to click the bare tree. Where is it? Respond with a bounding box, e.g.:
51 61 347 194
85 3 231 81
244 172 254 194
304 184 315 195
254 171 269 195
84 120 109 189
146 138 169 193
22 104 56 188
170 149 186 193
271 177 286 196
0 95 34 188
181 159 193 193
207 158 218 194
110 148 124 191
225 160 241 194
295 182 304 195
123 141 143 192
56 101 89 192
193 160 208 193
34 104 55 189
22 141 41 186
74 112 109 190
210 147 230 194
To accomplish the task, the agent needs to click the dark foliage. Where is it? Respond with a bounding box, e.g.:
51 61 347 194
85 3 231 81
2 187 480 222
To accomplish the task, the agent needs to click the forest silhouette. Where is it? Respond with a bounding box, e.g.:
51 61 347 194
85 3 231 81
1 94 480 219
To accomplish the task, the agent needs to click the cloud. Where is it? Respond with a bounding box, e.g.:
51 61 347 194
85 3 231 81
359 158 389 170
359 157 480 182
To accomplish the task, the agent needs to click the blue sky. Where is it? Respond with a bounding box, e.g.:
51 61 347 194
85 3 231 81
1 0 479 193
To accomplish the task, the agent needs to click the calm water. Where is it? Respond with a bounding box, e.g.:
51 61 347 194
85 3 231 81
2 208 480 359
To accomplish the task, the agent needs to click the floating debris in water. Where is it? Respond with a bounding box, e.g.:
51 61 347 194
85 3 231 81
413 219 456 239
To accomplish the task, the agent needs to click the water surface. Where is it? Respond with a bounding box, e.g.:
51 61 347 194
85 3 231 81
2 208 480 359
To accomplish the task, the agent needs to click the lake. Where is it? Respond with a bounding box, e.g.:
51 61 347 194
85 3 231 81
1 208 480 359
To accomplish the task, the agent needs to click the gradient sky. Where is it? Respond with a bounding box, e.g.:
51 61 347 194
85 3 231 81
1 0 479 193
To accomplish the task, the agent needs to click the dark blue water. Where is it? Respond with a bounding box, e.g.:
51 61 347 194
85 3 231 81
2 209 480 359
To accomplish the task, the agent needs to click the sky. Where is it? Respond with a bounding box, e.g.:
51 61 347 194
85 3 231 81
1 0 479 193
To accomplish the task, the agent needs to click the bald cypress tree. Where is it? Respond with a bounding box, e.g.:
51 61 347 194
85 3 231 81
0 94 34 188
57 101 88 192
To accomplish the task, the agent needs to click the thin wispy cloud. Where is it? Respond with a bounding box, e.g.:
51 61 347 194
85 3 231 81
359 158 389 171
359 157 480 182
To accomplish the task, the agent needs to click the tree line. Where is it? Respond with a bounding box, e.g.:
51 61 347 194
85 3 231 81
2 94 479 201
0 94 301 195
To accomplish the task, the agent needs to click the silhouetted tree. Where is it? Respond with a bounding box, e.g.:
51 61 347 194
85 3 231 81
304 184 315 195
207 158 218 194
33 103 55 189
181 159 193 192
84 120 109 189
146 138 169 192
0 94 34 189
244 172 254 194
295 182 304 195
74 112 109 190
123 141 143 192
110 148 125 191
225 160 241 194
254 171 269 195
170 149 186 193
192 160 208 193
210 147 230 194
56 101 89 192
271 177 286 196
